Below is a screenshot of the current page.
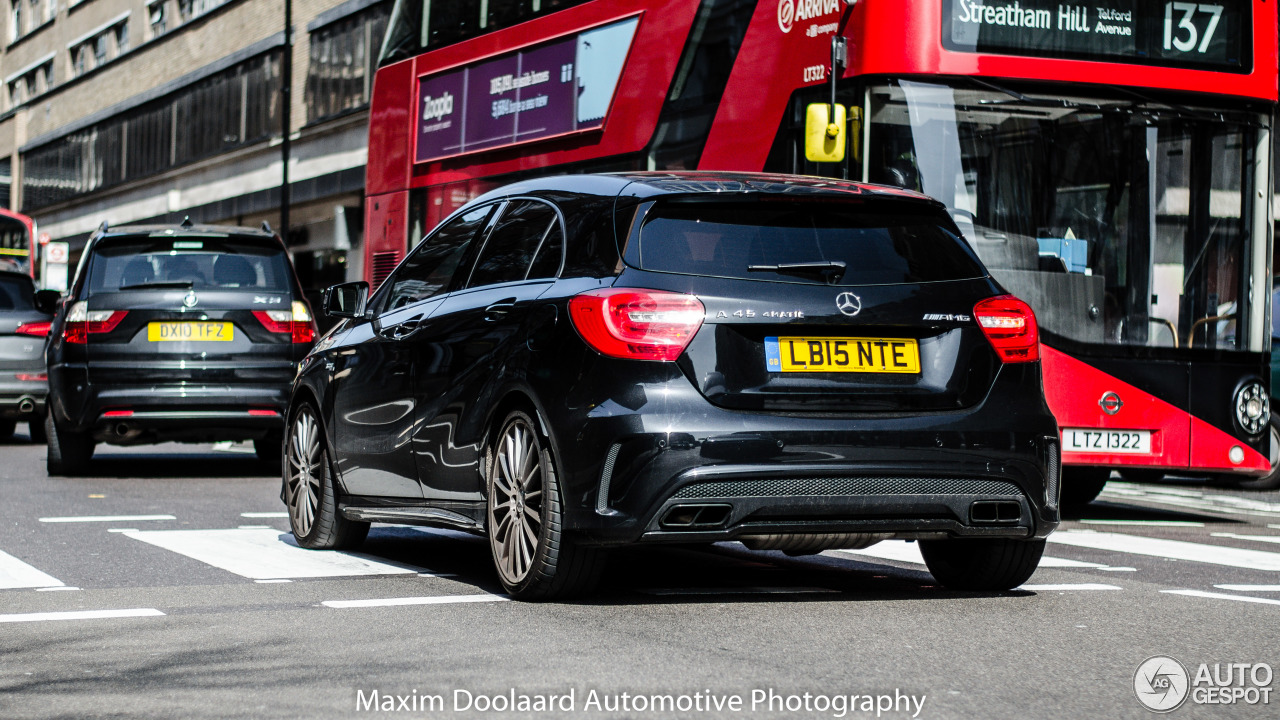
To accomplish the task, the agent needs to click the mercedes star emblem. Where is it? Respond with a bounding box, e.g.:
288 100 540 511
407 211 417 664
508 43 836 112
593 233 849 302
183 290 199 308
835 292 862 317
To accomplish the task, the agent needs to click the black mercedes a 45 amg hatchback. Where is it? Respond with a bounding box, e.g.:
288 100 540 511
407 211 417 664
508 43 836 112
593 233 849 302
287 172 1060 599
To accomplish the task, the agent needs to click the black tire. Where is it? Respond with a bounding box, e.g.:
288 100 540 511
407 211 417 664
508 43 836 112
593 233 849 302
486 409 605 600
919 538 1046 591
0 419 15 441
255 432 283 471
46 411 94 476
28 416 47 444
284 404 368 549
1060 467 1110 511
1227 416 1280 491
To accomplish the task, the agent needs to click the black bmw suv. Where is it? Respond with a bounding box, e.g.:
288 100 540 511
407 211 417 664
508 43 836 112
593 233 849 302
288 172 1060 599
45 221 315 475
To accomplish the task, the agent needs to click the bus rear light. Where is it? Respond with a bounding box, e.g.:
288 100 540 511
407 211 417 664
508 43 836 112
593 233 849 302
63 302 128 344
253 301 316 344
568 288 705 362
15 320 51 337
973 295 1039 363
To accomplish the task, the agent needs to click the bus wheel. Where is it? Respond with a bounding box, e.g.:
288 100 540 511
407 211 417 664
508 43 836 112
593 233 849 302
1227 417 1280 491
1059 468 1110 512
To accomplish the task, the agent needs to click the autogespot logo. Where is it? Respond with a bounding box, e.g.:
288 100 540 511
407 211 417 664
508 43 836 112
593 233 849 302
1135 656 1190 713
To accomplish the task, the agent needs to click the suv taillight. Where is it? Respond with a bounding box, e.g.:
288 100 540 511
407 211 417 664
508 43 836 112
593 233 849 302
973 295 1039 363
568 289 704 362
15 321 51 337
253 301 316 344
63 301 127 344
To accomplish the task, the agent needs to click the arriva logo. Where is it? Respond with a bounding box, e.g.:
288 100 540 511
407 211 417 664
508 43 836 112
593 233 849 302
778 0 842 34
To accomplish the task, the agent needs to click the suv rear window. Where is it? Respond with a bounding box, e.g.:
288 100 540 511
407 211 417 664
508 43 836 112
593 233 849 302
87 236 294 293
0 273 35 310
636 200 985 285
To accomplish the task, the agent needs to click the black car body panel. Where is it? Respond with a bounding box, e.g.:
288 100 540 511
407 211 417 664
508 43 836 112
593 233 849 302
46 225 312 445
292 172 1060 551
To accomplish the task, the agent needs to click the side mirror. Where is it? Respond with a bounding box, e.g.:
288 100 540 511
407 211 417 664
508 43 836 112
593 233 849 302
323 281 369 319
804 102 846 163
34 289 61 315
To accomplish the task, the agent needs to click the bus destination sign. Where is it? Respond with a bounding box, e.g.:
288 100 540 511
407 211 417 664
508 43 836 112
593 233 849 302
415 18 639 163
942 1 1250 72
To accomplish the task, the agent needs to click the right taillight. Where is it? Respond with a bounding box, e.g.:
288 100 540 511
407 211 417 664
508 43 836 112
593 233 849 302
63 301 127 344
568 288 705 362
253 301 316 344
973 295 1039 363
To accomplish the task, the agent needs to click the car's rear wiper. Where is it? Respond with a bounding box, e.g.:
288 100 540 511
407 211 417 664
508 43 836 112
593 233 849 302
748 260 846 284
117 281 194 290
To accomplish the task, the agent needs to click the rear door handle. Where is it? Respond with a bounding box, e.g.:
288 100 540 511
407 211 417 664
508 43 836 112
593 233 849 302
484 299 517 322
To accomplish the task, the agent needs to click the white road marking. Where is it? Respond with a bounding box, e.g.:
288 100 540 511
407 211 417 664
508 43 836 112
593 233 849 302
211 441 255 454
1101 483 1280 518
639 587 841 596
122 528 421 580
1161 589 1280 607
835 540 1120 570
254 579 292 584
238 525 271 529
1049 530 1280 571
36 587 80 592
323 594 509 609
1080 519 1204 527
241 512 288 519
106 528 138 533
1017 583 1122 591
1214 585 1280 592
0 550 64 589
39 515 176 523
1211 532 1280 545
0 608 164 624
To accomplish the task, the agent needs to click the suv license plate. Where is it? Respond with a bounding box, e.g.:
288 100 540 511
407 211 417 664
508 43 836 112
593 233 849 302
147 322 234 342
765 336 920 373
1063 428 1151 454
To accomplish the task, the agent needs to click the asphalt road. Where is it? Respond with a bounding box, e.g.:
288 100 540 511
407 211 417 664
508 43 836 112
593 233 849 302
1 430 1278 719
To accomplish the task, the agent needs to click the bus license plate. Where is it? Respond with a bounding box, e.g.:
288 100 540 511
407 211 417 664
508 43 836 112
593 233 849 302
1063 428 1151 454
765 336 920 373
147 322 234 342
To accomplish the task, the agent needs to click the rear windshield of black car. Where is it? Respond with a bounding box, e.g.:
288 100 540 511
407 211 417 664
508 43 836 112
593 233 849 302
0 273 35 310
86 236 294 293
636 199 986 285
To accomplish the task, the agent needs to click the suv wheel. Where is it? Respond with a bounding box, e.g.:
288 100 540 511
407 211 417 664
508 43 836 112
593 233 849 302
486 409 604 600
285 405 367 549
1059 467 1110 511
919 538 1045 591
46 412 94 476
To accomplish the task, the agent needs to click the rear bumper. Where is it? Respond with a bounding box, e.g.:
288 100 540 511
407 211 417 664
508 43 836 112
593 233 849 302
50 365 288 443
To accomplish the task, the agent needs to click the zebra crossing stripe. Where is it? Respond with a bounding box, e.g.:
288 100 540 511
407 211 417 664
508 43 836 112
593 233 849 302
1161 589 1280 607
0 608 164 623
1049 530 1280 571
835 541 1117 569
0 550 63 590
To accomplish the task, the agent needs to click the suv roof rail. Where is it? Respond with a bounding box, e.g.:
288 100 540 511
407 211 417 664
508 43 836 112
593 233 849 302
260 221 273 234
97 220 109 234
180 216 194 229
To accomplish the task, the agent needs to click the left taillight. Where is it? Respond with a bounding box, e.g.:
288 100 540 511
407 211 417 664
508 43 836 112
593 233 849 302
15 321 51 337
973 294 1039 363
253 301 316 344
568 288 705 362
63 301 127 344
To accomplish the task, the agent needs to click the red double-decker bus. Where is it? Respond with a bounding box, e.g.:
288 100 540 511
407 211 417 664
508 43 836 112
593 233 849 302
0 209 36 278
363 0 1279 503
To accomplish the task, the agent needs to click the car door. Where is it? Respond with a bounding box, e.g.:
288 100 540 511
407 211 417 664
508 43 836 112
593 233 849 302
329 203 497 498
409 198 565 500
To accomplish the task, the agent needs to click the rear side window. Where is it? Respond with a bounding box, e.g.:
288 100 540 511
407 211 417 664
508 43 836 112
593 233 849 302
384 204 494 310
0 274 35 310
467 200 559 288
636 200 985 285
87 236 293 293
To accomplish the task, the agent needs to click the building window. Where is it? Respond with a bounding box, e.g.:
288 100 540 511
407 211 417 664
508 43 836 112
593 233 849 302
10 0 22 43
116 21 128 52
21 51 283 211
70 19 130 78
94 34 108 66
306 2 391 123
6 58 52 109
8 78 26 107
149 1 166 37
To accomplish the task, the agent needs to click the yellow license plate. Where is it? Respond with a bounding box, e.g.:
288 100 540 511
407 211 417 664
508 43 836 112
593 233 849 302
765 336 920 373
147 322 234 342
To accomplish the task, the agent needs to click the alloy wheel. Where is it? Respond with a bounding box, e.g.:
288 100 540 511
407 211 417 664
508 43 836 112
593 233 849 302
286 409 323 537
489 418 545 584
